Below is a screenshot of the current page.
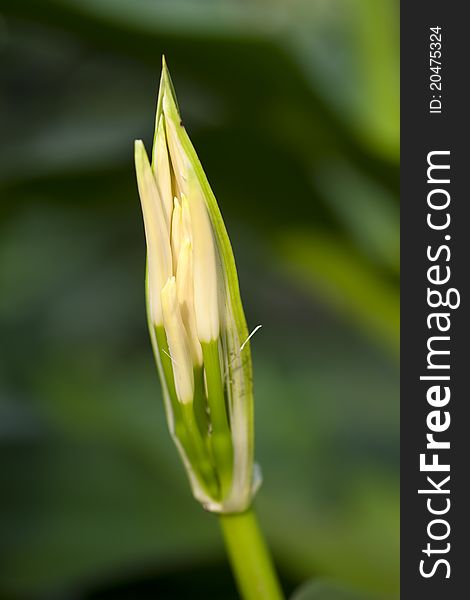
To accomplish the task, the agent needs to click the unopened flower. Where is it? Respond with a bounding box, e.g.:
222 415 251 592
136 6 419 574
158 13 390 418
135 57 260 513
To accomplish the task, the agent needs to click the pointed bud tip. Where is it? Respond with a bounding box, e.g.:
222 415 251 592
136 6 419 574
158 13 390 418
159 60 180 120
134 139 147 161
161 55 172 85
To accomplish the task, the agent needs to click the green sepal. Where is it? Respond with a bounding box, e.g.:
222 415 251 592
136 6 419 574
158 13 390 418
202 340 233 498
151 316 219 501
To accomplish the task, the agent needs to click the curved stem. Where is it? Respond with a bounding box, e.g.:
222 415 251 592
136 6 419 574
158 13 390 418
219 508 285 600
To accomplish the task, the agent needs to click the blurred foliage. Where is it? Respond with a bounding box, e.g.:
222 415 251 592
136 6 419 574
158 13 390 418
291 580 388 600
0 1 399 599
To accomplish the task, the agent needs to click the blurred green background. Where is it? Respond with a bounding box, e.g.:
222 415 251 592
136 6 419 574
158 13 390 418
0 1 399 598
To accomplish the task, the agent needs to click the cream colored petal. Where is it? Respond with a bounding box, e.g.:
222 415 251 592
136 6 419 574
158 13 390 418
180 194 192 243
171 197 182 269
163 93 188 195
154 115 173 228
186 171 220 342
162 85 219 342
135 140 172 325
176 240 203 366
161 277 194 404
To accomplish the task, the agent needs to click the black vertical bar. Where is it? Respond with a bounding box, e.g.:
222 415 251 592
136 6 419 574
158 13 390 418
401 2 469 598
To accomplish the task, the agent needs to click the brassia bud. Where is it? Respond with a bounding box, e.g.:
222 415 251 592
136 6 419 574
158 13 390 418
135 57 260 513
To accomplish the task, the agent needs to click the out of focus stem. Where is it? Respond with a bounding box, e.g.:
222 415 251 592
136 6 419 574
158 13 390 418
219 508 284 600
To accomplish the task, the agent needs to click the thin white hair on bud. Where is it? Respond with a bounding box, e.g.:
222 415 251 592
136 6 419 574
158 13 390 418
240 325 263 352
161 276 194 404
154 115 173 229
176 240 203 366
134 140 172 325
161 347 179 367
223 325 263 380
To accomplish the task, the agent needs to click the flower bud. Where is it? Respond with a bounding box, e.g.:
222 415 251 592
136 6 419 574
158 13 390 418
134 57 260 513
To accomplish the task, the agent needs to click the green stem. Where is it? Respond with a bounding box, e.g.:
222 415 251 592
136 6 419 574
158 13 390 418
219 508 285 600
